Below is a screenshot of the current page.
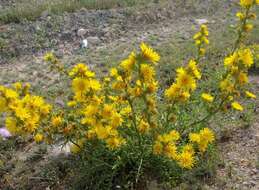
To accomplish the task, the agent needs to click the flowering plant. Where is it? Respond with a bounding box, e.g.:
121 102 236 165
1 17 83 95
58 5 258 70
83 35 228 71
0 0 258 188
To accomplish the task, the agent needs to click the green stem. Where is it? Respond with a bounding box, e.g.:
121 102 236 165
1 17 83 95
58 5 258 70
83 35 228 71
182 97 226 135
232 7 251 53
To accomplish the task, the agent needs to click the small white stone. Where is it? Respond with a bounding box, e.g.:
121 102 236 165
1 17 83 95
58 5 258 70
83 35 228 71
82 39 88 48
87 36 101 45
195 18 209 25
77 28 87 37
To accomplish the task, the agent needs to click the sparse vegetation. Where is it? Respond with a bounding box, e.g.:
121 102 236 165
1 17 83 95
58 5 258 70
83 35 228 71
0 0 158 24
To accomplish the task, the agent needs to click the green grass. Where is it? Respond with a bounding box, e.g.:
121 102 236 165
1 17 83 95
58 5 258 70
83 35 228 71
0 0 157 24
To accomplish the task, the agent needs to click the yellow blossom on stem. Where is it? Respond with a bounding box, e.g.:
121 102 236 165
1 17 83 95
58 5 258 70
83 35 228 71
177 151 195 169
245 91 256 99
140 42 160 64
51 116 63 127
72 78 89 93
231 101 244 111
240 0 254 7
201 93 214 103
176 68 196 91
34 133 43 143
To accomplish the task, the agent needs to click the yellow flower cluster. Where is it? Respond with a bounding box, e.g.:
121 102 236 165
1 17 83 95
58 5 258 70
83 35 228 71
0 83 51 142
109 43 160 130
67 65 126 150
193 24 209 56
165 59 201 102
240 0 259 8
221 48 256 111
237 0 258 33
189 128 215 153
69 64 101 102
153 128 215 169
201 93 214 103
0 0 256 175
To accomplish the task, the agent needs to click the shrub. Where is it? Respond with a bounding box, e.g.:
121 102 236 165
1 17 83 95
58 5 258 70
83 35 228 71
0 0 258 189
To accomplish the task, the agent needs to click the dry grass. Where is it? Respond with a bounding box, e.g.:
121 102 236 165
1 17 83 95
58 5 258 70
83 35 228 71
0 0 154 24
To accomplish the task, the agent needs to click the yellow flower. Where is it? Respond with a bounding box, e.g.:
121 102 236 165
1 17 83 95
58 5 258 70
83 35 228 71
153 141 163 155
102 104 115 119
146 81 158 93
34 133 43 143
110 112 123 128
164 143 178 160
244 24 253 32
178 91 191 102
245 91 256 99
176 68 196 91
120 106 132 116
201 93 214 103
182 144 195 155
198 141 208 153
110 68 119 77
238 48 254 68
14 106 30 121
51 116 63 127
138 119 150 134
72 78 89 93
236 12 245 20
95 125 110 140
189 133 200 143
199 48 206 55
200 24 209 36
24 120 38 132
67 101 77 107
13 82 23 91
106 137 125 150
43 52 55 62
224 53 238 68
4 89 18 99
231 101 244 111
168 130 180 141
238 72 248 84
177 151 195 169
140 43 160 64
5 117 18 134
140 64 155 82
84 104 99 117
240 0 254 7
199 128 215 144
40 104 52 115
120 52 136 71
187 60 201 79
220 78 235 93
89 79 101 91
164 83 181 100
69 63 95 78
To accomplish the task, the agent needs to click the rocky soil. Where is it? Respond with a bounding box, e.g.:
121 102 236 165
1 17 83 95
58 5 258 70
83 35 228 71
208 75 259 190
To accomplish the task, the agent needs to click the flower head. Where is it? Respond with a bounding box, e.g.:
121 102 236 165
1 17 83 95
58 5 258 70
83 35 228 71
201 93 214 103
231 101 244 111
140 43 160 64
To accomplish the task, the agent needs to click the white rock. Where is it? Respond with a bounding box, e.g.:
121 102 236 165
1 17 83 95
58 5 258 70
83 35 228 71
195 18 209 25
87 36 101 45
81 39 88 48
48 142 71 157
77 28 87 37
